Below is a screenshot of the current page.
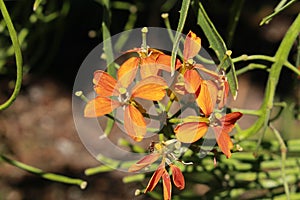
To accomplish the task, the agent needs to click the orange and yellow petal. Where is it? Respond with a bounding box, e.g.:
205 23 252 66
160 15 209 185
194 64 219 80
131 76 168 101
196 80 218 117
213 126 234 158
184 69 202 93
117 57 139 88
84 97 121 117
183 31 201 61
140 56 160 79
174 122 208 143
124 104 147 142
212 112 242 158
170 164 185 190
93 70 118 96
162 170 172 200
145 165 165 193
128 153 161 172
156 54 182 72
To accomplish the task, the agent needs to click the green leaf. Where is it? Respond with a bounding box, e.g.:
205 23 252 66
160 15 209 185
196 2 238 99
171 0 191 76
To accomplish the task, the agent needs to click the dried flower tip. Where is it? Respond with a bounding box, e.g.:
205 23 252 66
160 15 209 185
80 181 88 190
141 27 148 33
161 13 169 19
129 5 137 14
135 189 141 196
226 50 232 56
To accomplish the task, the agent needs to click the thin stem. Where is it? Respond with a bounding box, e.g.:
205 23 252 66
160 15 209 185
260 0 297 26
0 155 87 189
141 27 148 52
237 13 300 140
230 108 262 116
270 125 290 200
236 63 268 76
0 0 23 110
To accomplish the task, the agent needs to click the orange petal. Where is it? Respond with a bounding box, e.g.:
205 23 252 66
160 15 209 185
170 164 185 190
184 69 202 93
218 78 229 109
221 112 243 126
196 80 218 117
183 31 201 61
84 97 121 117
162 170 172 200
145 165 165 193
213 126 234 158
128 153 161 172
174 122 208 143
213 112 242 158
156 54 182 72
194 64 219 80
131 76 168 101
117 57 139 88
140 56 160 79
93 70 118 96
124 105 147 142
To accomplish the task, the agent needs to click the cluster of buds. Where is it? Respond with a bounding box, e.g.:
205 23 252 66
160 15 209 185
84 28 242 199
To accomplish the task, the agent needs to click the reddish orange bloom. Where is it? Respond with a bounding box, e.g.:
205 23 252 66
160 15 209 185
84 70 168 141
129 142 185 200
119 48 181 80
174 79 242 158
176 31 229 109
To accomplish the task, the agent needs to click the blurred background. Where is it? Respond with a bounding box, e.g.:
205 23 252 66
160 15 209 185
0 0 299 199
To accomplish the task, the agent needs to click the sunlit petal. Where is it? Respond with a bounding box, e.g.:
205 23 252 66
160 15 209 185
145 165 165 193
131 76 168 101
213 112 242 158
140 56 159 79
170 164 185 190
213 126 234 158
183 31 201 61
184 69 202 93
194 64 219 79
128 153 161 172
196 80 218 116
162 170 172 200
124 105 147 142
117 57 139 88
156 54 182 72
84 97 121 117
174 122 208 143
218 79 229 109
93 70 118 96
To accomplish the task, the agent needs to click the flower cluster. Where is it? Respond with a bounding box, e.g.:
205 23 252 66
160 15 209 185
84 30 242 200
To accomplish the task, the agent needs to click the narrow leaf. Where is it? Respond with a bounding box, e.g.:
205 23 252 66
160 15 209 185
196 2 238 99
171 0 191 75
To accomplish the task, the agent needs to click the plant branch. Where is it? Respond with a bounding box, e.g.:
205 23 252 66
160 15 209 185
0 0 23 110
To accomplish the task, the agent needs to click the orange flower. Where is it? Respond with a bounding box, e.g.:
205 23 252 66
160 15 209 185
176 31 229 109
119 48 182 80
129 141 185 200
183 31 201 61
84 69 168 141
174 79 242 158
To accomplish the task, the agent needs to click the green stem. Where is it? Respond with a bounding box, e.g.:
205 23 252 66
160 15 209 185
260 0 297 25
270 125 290 199
0 0 23 110
236 63 268 76
237 13 300 140
0 155 87 189
233 54 299 76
